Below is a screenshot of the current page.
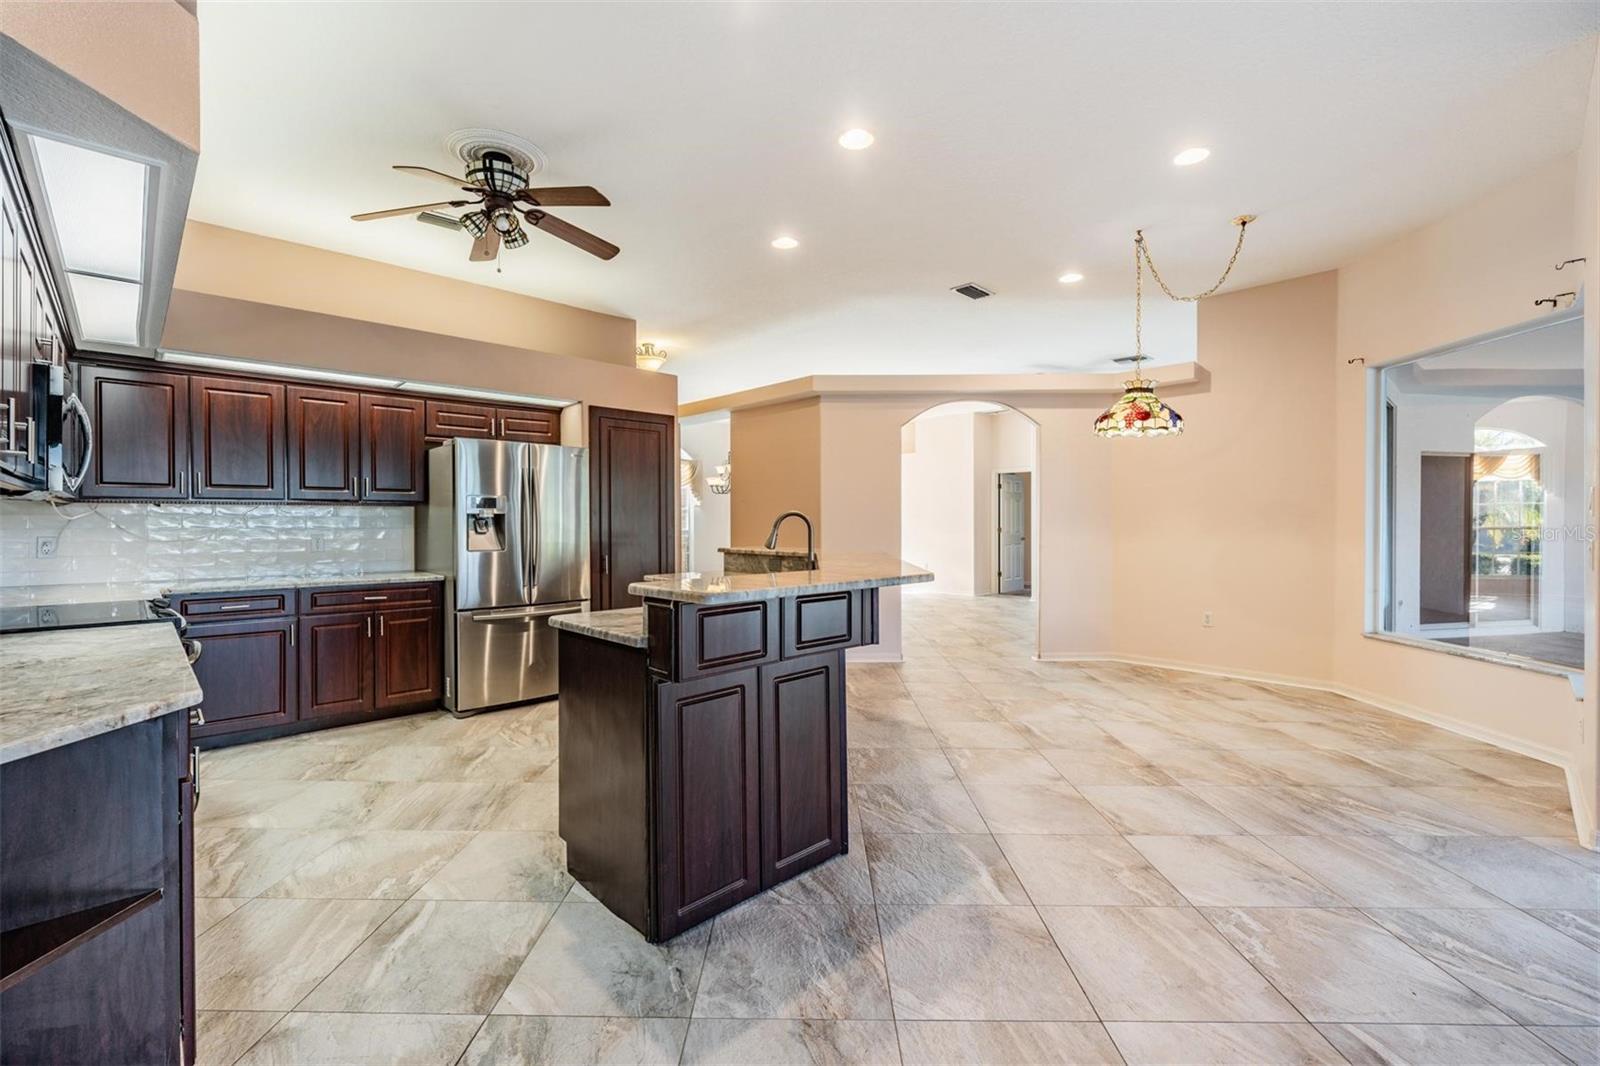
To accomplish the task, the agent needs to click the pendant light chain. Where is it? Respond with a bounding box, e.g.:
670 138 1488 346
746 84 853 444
1133 231 1147 379
1136 215 1254 304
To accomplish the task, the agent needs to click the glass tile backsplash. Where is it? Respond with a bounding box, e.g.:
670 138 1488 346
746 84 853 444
0 500 414 588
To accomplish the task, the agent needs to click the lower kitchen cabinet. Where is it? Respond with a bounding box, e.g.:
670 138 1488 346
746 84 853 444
374 606 442 710
187 616 298 738
758 652 845 886
654 668 762 936
300 610 374 719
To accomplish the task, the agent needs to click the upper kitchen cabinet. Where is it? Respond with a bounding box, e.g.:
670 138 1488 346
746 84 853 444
424 399 562 444
287 385 361 502
589 406 675 610
189 375 286 500
78 364 190 500
359 394 426 503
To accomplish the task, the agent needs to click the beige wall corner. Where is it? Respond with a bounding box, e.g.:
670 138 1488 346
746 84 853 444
729 398 823 550
161 290 675 416
1115 271 1339 681
1578 37 1600 848
174 222 636 367
0 1 199 150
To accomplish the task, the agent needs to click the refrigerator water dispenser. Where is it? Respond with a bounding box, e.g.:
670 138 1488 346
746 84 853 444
465 495 506 552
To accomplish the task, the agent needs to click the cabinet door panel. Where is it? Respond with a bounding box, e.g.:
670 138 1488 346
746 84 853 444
496 406 560 443
589 407 673 609
654 669 759 938
299 612 372 718
758 652 845 886
189 375 285 500
424 399 494 440
188 617 298 736
375 606 442 710
287 386 360 502
79 364 189 499
360 394 425 503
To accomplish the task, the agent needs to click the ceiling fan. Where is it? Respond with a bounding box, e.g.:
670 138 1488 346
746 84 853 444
351 149 619 262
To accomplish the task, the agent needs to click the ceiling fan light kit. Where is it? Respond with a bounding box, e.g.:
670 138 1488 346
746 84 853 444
350 129 619 263
1094 214 1255 439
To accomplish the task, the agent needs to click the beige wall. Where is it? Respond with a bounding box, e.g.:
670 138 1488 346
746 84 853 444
161 290 676 417
1331 156 1587 797
1111 272 1339 682
1 2 200 150
729 398 822 550
175 223 635 366
901 411 978 594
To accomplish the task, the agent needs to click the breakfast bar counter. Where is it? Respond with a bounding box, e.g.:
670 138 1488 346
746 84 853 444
550 554 930 940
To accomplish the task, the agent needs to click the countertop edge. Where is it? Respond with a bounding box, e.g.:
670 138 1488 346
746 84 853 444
628 569 933 604
549 607 648 648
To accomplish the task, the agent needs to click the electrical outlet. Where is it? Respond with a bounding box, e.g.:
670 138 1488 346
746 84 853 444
35 536 58 559
1201 610 1214 628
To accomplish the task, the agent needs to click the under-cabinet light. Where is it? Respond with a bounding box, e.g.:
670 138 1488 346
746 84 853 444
156 351 577 407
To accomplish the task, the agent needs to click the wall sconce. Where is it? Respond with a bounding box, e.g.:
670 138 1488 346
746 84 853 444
706 454 732 495
635 342 668 372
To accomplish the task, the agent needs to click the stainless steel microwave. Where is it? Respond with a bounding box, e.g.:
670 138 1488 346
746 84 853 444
0 361 92 499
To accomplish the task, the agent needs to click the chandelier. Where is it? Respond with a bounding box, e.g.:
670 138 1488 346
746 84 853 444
1094 215 1254 438
706 454 732 495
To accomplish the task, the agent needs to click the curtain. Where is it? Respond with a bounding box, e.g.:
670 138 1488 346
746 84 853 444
1472 451 1539 482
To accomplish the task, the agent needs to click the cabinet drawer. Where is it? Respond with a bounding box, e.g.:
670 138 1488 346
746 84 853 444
674 600 778 680
299 583 440 614
174 590 293 619
780 591 863 658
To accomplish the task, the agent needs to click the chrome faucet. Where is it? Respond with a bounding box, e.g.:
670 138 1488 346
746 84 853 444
765 511 818 570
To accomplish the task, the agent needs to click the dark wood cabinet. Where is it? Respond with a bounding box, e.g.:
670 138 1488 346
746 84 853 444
287 385 360 502
758 652 846 886
187 616 298 737
589 406 675 610
496 406 559 443
299 611 373 719
359 394 426 503
78 364 190 500
425 399 562 445
653 668 761 939
375 606 442 710
189 375 286 500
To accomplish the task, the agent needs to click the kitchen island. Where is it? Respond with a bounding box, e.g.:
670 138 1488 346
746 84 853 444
0 623 203 1064
550 554 931 941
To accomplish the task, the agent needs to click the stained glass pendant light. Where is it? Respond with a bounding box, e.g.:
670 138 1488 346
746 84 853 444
1094 215 1254 438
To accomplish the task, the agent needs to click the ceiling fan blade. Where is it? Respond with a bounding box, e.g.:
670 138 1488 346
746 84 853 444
514 186 611 208
394 164 478 190
469 229 501 262
351 199 475 222
524 210 620 260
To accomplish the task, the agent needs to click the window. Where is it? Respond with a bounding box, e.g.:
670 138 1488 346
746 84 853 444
1375 315 1585 671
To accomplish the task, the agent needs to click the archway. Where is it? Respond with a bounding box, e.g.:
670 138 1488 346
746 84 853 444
898 400 1042 658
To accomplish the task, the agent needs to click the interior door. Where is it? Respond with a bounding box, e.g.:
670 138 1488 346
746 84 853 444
1419 453 1472 625
589 406 674 610
998 473 1026 595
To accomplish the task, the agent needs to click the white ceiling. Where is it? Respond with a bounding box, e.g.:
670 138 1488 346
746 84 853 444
190 2 1598 402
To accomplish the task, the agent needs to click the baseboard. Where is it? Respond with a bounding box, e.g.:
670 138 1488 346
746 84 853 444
1038 648 1592 846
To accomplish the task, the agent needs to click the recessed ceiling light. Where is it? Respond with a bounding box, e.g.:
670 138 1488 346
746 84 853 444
1058 272 1084 284
771 235 799 250
838 128 875 150
1173 146 1211 167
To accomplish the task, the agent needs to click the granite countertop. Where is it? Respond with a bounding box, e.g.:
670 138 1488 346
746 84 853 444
629 553 933 604
0 622 203 765
0 571 446 610
548 606 647 648
717 546 811 558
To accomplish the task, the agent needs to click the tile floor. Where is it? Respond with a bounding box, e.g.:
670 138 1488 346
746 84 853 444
194 593 1599 1065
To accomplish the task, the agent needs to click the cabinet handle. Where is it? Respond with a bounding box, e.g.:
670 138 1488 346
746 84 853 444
178 470 187 495
379 615 385 636
289 625 296 648
366 616 372 638
189 706 205 727
362 595 388 601
363 475 371 497
349 475 356 497
216 603 255 611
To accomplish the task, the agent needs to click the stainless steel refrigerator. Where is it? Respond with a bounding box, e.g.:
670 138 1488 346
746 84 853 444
417 438 588 716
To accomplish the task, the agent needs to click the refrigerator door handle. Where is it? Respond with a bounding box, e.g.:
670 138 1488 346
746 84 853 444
524 447 541 600
475 604 584 622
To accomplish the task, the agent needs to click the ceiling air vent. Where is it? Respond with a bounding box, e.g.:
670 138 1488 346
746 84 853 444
952 282 993 300
1112 355 1141 365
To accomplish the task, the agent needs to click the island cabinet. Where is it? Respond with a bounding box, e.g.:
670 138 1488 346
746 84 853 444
558 589 872 941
